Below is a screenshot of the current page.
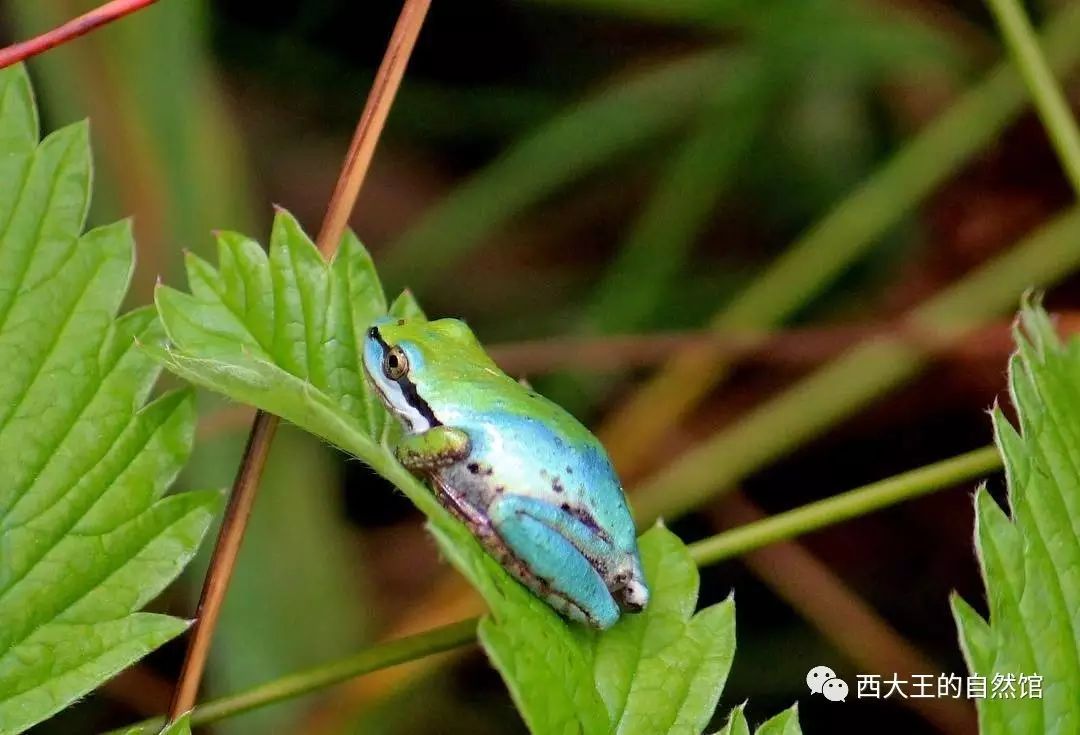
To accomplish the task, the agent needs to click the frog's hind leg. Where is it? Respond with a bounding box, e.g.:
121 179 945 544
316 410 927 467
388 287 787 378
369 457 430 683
489 495 620 629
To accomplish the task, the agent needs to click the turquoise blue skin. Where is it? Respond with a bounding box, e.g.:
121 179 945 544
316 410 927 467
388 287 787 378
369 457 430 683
362 317 649 628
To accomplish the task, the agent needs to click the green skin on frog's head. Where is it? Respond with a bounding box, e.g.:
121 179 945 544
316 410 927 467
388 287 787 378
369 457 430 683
362 316 649 629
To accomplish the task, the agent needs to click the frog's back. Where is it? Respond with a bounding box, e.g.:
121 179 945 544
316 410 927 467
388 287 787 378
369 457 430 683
446 390 639 555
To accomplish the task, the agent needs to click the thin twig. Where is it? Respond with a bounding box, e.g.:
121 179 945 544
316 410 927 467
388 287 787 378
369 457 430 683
316 0 432 255
165 0 433 722
167 414 278 718
0 0 160 69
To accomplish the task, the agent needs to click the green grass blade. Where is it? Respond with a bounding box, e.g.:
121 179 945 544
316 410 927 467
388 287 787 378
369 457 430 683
985 0 1080 191
634 204 1080 524
602 0 1080 468
584 75 763 334
383 51 732 288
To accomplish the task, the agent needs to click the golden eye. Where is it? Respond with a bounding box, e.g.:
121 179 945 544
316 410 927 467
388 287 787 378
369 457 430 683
383 347 409 380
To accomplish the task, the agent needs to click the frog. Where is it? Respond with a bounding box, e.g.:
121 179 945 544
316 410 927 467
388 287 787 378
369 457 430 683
362 316 649 629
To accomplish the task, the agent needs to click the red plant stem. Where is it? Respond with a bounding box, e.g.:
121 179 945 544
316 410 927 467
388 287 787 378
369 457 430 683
165 0 432 722
315 0 431 254
0 0 160 69
167 412 278 720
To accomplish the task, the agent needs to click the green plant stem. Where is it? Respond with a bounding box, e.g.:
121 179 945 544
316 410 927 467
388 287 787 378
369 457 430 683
686 445 1001 567
985 0 1080 192
107 443 999 733
108 618 479 735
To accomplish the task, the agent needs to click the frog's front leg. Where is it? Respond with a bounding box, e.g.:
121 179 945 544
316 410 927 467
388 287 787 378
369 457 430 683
394 426 471 473
489 494 621 629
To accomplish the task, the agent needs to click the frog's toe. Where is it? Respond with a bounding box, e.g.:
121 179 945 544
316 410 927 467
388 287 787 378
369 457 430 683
614 577 649 613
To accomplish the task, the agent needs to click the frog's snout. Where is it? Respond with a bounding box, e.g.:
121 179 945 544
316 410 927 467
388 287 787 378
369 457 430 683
615 577 650 614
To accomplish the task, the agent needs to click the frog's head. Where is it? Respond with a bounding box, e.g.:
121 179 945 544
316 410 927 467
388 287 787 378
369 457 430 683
363 317 495 433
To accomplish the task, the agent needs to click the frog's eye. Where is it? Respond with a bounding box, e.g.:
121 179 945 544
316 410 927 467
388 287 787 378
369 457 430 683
383 346 409 380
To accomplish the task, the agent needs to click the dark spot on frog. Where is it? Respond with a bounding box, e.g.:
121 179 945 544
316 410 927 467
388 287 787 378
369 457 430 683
467 462 480 474
552 478 565 494
397 319 406 326
564 504 609 540
495 485 505 494
566 466 573 475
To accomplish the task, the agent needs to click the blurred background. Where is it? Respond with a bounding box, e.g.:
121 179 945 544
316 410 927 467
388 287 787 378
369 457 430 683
9 0 1080 733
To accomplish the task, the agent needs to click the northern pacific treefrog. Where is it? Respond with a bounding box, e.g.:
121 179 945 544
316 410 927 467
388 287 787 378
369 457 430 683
362 317 649 628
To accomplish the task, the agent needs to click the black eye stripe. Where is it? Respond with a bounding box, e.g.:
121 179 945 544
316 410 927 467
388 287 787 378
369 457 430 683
369 325 441 428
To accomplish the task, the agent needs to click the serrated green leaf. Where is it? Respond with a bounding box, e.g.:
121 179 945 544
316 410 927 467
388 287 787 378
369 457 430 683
752 705 802 735
430 520 611 735
954 300 1080 734
714 703 750 735
435 524 737 735
711 703 802 735
950 594 993 681
593 527 735 735
157 712 192 735
150 213 797 735
151 212 599 732
150 209 456 523
0 64 219 734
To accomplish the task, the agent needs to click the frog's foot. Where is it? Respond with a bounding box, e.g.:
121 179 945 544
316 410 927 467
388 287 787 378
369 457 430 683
488 495 620 629
395 426 471 473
